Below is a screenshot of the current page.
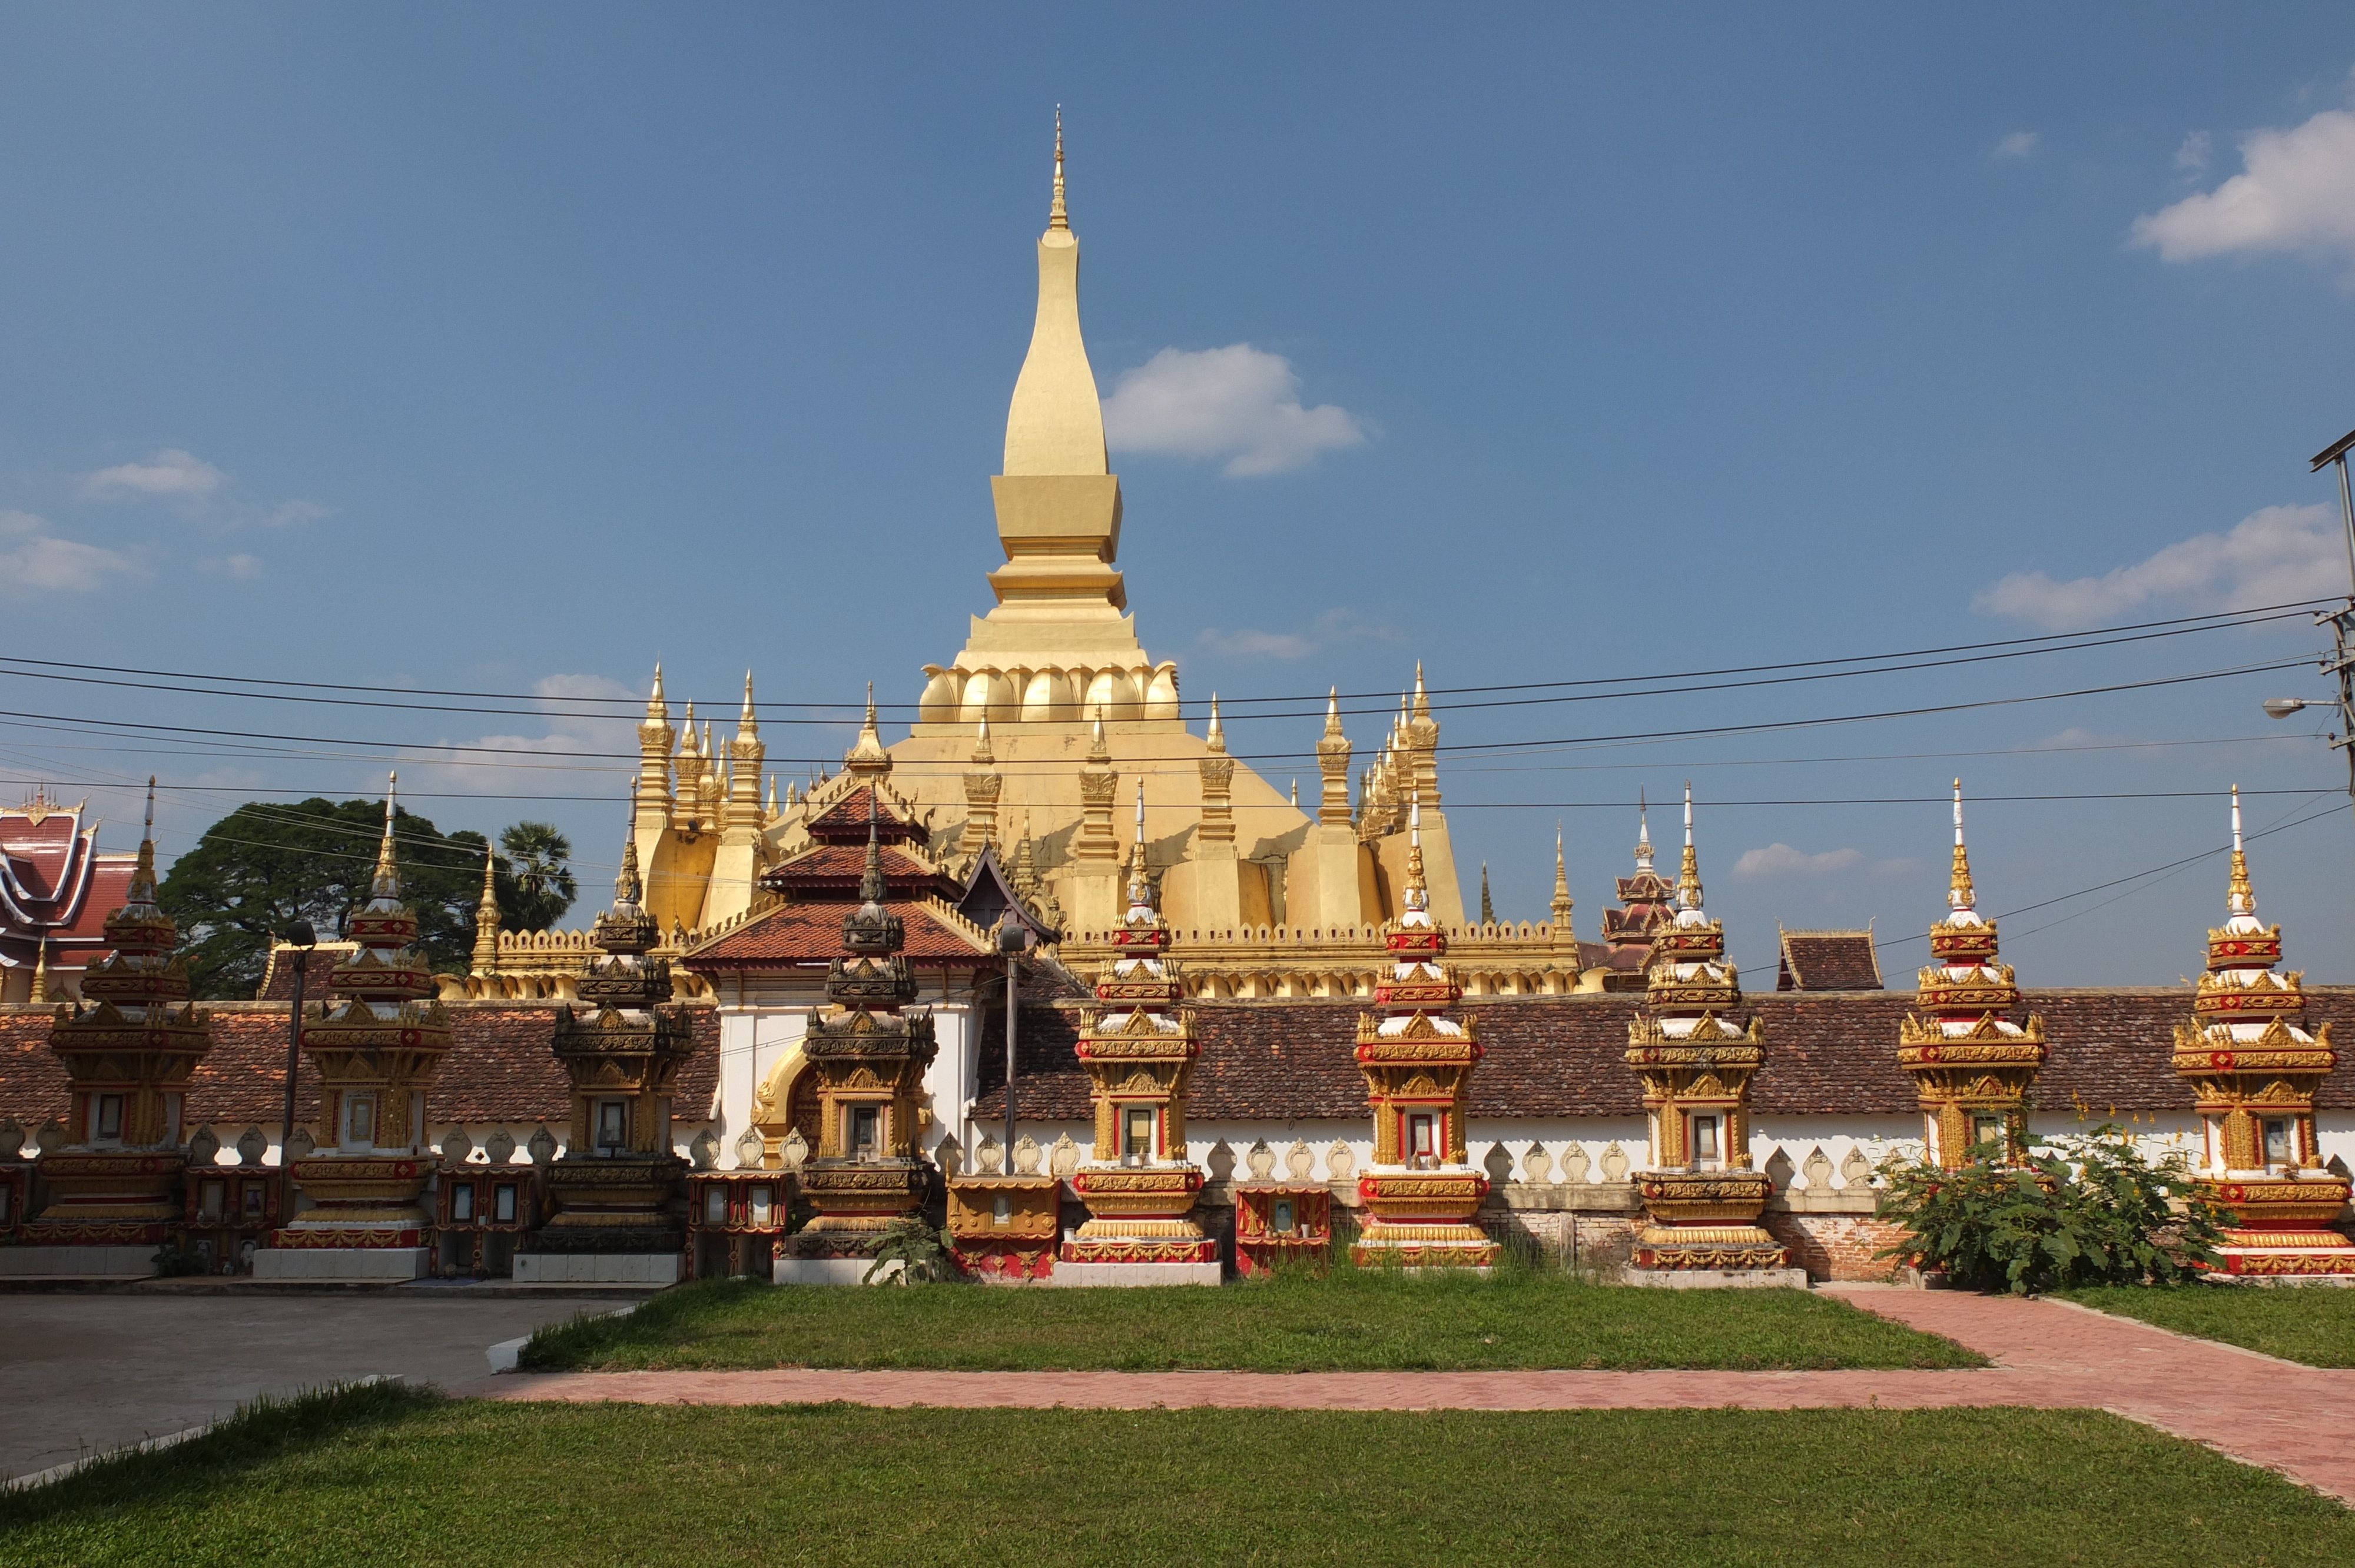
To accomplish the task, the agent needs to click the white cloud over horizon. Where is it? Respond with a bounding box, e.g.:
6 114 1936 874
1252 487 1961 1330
1195 607 1399 662
2132 99 2355 275
84 448 227 499
1973 503 2341 630
1994 131 2039 160
0 509 137 594
396 673 644 809
1734 843 1863 878
1103 344 1368 476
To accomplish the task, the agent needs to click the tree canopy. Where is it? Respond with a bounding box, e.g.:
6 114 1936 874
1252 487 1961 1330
159 798 493 999
495 821 578 933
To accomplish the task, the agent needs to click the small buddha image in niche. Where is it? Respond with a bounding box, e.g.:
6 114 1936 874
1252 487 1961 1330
1272 1199 1295 1235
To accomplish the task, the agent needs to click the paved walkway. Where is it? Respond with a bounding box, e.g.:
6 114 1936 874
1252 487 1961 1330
465 1286 2355 1504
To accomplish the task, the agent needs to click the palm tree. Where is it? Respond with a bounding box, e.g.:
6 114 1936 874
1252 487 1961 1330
495 822 578 932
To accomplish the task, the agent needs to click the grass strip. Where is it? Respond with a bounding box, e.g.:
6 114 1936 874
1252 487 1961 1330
519 1268 1983 1372
2059 1283 2355 1367
1 1399 2344 1567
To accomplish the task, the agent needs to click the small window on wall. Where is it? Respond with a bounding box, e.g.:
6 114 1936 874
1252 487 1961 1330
1690 1115 1722 1169
597 1100 629 1154
242 1183 267 1220
493 1184 518 1223
345 1094 376 1148
1971 1114 2005 1151
704 1187 728 1225
2264 1119 2293 1167
1272 1199 1295 1235
95 1094 124 1142
1123 1107 1154 1166
992 1194 1011 1227
1408 1114 1436 1168
450 1184 476 1223
850 1107 880 1159
748 1186 773 1227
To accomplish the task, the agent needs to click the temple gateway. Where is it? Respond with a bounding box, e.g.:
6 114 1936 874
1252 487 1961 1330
0 138 2348 1285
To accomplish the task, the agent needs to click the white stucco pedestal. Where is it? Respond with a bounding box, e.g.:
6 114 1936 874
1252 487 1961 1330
512 1253 682 1285
251 1248 431 1281
773 1257 904 1285
0 1245 157 1278
1053 1261 1223 1287
1621 1266 1810 1290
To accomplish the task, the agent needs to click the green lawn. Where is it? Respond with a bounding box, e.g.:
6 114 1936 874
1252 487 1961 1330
2060 1284 2355 1368
2 1383 2343 1567
520 1270 1981 1372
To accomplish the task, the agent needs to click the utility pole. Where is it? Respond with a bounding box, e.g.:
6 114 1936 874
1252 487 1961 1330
2264 427 2355 817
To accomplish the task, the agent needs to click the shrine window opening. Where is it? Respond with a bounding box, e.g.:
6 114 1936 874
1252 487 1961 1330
1690 1114 1722 1170
94 1094 124 1142
2264 1118 2293 1168
748 1185 774 1226
198 1180 225 1221
992 1193 1011 1227
1123 1106 1155 1166
1408 1112 1436 1170
1971 1114 2004 1151
1273 1198 1295 1234
450 1184 476 1223
493 1184 518 1224
850 1106 880 1160
704 1187 728 1225
345 1093 376 1148
242 1182 266 1220
596 1099 629 1155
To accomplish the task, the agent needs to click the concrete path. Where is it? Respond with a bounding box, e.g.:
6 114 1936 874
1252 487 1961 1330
466 1286 2355 1504
0 1291 600 1480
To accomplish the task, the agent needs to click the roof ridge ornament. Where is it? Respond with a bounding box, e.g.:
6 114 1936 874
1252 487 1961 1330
2227 783 2255 918
1949 778 1975 913
1049 105 1068 232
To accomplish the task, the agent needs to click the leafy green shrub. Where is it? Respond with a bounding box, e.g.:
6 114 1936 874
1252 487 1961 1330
864 1217 958 1284
1876 1125 2224 1294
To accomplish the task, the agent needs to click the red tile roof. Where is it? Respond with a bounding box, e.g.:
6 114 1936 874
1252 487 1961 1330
0 1002 720 1131
760 843 958 901
1777 931 1885 991
686 900 996 970
971 988 2355 1122
804 787 925 846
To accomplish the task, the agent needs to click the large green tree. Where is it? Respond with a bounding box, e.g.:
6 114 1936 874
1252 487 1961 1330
494 821 578 933
159 798 492 999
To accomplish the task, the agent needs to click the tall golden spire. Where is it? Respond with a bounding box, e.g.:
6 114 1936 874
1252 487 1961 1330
1949 779 1975 912
1126 779 1152 913
370 773 401 903
2227 783 2255 918
1551 825 1575 934
844 680 893 779
1205 694 1225 754
472 842 502 978
1049 105 1067 232
1634 788 1654 873
1676 783 1701 912
28 939 48 1005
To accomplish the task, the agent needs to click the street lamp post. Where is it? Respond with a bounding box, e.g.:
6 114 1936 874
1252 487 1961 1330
277 920 317 1233
2263 427 2355 813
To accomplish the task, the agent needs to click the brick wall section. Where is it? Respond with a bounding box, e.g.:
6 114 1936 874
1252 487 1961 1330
1768 1212 1908 1283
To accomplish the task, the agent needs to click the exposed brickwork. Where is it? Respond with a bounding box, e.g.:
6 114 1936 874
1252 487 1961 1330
1767 1213 1907 1283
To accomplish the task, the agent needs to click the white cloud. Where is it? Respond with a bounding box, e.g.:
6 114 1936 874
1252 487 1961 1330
1734 843 1862 879
84 448 227 499
1994 131 2039 160
2131 105 2355 271
222 554 263 580
1103 344 1367 477
396 673 646 801
266 500 329 528
2176 130 2213 172
1973 503 2341 631
0 509 137 594
1195 608 1399 663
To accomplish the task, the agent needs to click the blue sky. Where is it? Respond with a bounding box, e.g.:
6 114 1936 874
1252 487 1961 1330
3 5 2354 984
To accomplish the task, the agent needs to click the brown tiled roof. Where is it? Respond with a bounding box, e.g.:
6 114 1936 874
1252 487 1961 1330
972 988 2355 1122
686 901 995 969
805 787 925 846
759 843 957 900
254 943 357 1002
1777 930 1885 992
0 1002 720 1131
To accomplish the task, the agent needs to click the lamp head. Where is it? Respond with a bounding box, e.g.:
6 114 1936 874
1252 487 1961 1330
2262 697 2311 720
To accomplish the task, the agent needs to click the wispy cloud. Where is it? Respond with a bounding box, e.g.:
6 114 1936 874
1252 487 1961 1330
396 673 644 804
1733 843 1862 879
1994 131 2039 160
2176 131 2213 172
1973 503 2341 631
0 509 137 594
2132 97 2355 276
1104 344 1368 477
1195 608 1399 663
84 448 226 499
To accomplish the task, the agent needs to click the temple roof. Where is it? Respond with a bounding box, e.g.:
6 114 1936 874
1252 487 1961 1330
685 899 997 970
1776 930 1885 992
0 797 134 968
802 786 927 848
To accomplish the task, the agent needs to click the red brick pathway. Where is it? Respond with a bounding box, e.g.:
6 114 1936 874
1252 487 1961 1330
460 1286 2355 1504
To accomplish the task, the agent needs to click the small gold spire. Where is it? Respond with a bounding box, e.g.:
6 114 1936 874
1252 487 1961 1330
1126 779 1152 912
1551 823 1575 934
1206 694 1225 754
1049 105 1068 231
616 823 644 907
1479 862 1494 925
765 774 779 816
127 776 159 906
1404 792 1428 908
739 670 758 735
2227 784 2254 916
647 662 666 716
1676 783 1701 911
1324 687 1344 738
1412 662 1431 723
371 773 400 902
1089 705 1109 763
472 841 502 977
28 939 48 1005
1949 778 1975 912
973 714 994 765
1635 789 1654 873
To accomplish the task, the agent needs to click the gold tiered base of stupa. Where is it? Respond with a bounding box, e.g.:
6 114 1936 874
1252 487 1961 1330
18 1151 184 1247
1062 1168 1216 1264
1630 1169 1791 1271
787 1162 930 1254
1349 1170 1498 1268
532 1155 687 1255
2203 1173 2355 1280
271 1156 432 1249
